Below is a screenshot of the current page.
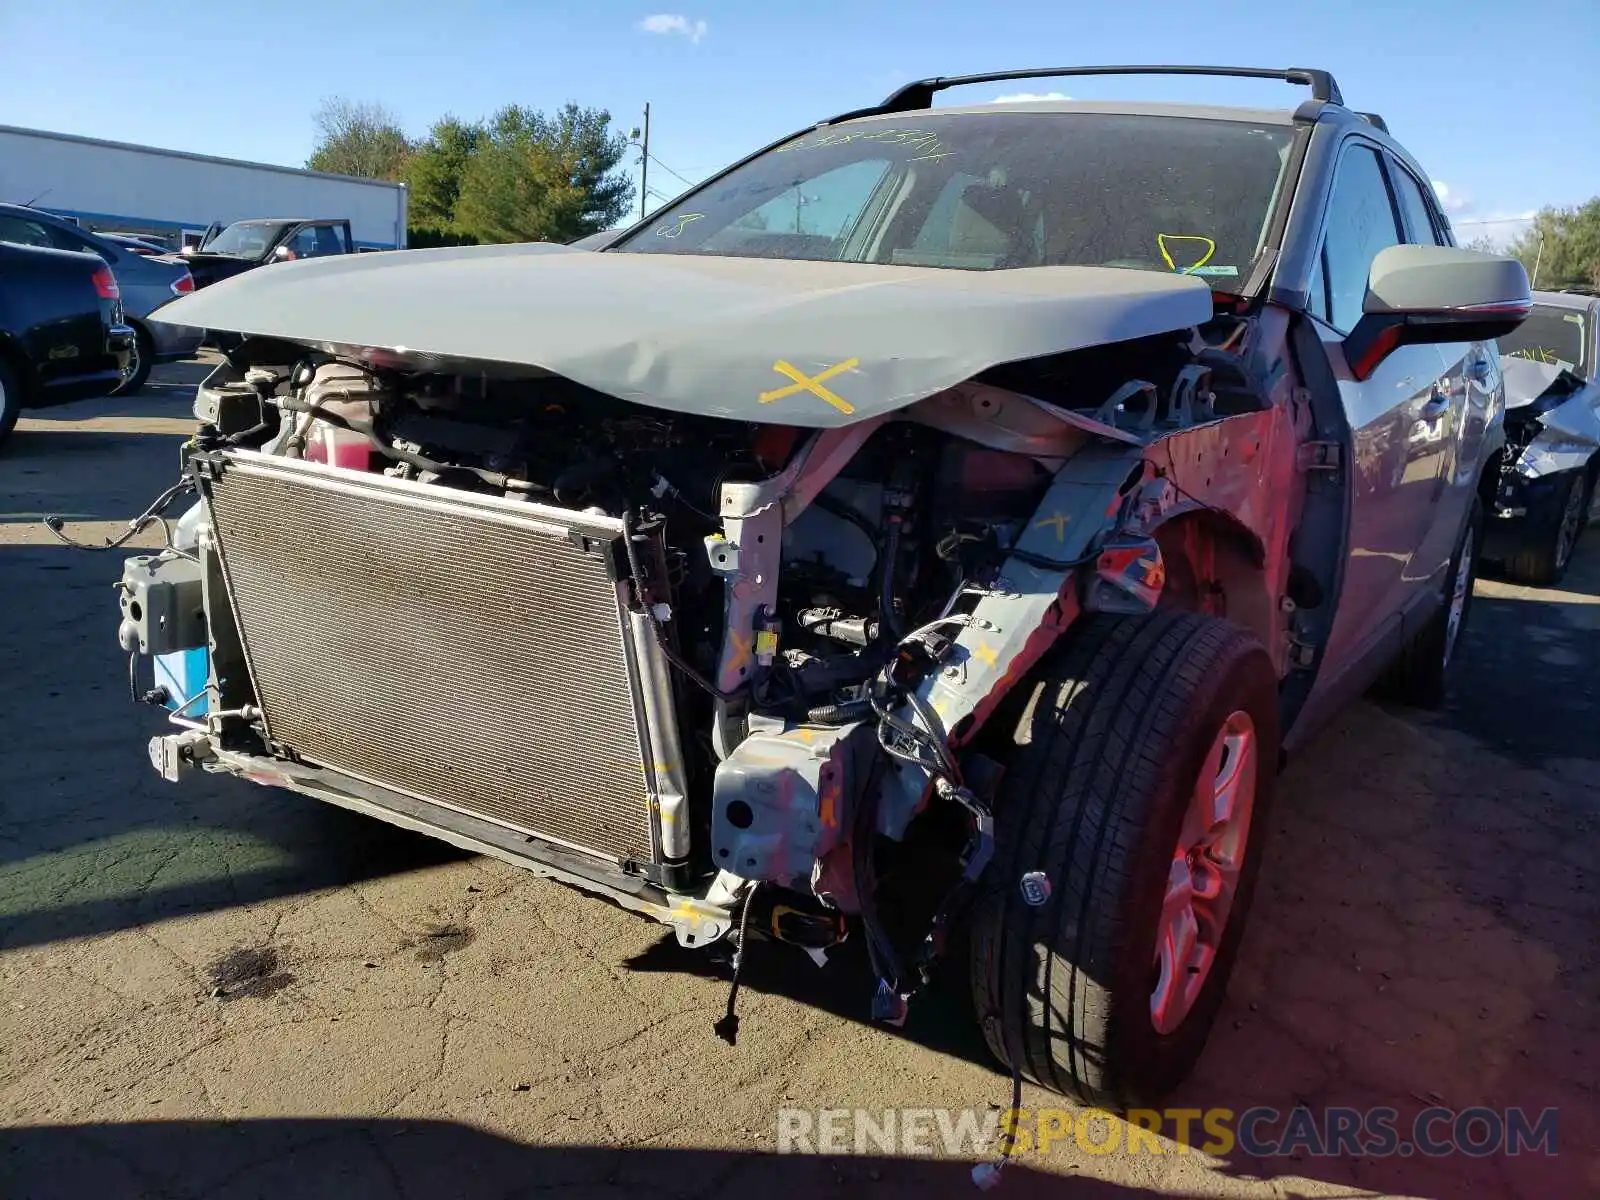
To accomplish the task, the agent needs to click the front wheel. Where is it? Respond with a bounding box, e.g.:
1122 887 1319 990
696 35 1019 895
1504 470 1591 586
967 611 1279 1108
0 356 20 449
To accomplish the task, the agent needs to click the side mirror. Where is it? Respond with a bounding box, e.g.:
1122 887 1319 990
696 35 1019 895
1345 244 1530 380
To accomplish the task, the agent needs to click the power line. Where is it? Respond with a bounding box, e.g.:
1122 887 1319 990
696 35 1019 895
645 152 697 189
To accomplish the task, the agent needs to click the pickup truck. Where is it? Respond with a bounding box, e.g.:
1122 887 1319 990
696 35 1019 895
0 241 134 448
182 218 356 290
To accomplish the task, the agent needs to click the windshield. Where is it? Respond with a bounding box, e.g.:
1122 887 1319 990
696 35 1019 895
615 112 1295 283
200 221 290 258
1498 305 1589 377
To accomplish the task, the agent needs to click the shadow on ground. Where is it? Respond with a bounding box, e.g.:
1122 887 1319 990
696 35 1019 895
0 1119 1224 1200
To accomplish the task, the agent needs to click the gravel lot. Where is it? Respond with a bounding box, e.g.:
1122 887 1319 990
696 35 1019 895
2 364 1596 1199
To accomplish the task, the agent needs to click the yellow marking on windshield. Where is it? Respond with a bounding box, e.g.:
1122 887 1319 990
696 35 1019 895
656 213 704 238
1157 233 1217 274
759 358 859 414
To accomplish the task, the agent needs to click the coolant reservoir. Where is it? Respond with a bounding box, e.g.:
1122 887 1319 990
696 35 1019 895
305 423 373 471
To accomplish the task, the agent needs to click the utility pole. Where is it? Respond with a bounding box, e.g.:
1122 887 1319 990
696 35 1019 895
638 103 651 221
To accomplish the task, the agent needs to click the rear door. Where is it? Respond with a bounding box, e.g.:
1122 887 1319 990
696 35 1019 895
1305 141 1455 680
1386 159 1498 585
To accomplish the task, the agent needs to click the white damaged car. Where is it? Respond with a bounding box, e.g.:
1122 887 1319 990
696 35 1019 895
1483 289 1600 584
111 66 1530 1109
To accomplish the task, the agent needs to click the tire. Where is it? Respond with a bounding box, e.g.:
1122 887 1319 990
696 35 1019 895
1504 471 1590 587
1381 495 1482 709
111 324 153 396
967 610 1280 1108
0 356 20 449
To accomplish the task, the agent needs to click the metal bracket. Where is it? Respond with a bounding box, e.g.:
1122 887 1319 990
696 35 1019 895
1296 440 1343 472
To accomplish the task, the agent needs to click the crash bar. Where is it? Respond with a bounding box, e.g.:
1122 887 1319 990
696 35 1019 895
861 66 1345 115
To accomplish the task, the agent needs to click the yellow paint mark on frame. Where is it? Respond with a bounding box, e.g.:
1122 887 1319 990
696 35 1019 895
759 358 860 415
1035 511 1071 541
726 629 753 675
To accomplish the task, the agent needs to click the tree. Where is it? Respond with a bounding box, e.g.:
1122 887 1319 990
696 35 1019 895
1507 199 1600 290
307 98 411 180
451 104 631 245
405 116 485 230
306 98 632 246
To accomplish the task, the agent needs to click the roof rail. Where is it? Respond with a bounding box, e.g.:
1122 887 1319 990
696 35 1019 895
857 66 1344 119
1356 111 1389 133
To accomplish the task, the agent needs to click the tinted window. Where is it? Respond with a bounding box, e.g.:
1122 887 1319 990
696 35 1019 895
1389 166 1444 247
1316 145 1402 333
0 215 55 248
285 227 320 258
618 112 1295 281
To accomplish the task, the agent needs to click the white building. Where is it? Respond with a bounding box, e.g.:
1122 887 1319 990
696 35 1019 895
0 124 408 252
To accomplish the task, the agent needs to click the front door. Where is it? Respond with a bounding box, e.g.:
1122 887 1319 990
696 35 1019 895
1304 142 1454 681
1385 160 1497 592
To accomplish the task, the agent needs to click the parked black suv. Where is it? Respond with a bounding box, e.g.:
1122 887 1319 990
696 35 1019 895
0 241 134 447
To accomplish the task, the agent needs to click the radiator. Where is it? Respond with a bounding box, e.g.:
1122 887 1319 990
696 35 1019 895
198 449 683 868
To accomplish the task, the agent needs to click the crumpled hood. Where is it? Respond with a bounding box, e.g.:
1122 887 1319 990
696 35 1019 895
1501 356 1574 410
148 242 1214 427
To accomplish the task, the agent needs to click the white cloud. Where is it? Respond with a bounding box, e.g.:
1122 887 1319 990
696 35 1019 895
637 13 708 43
1430 180 1473 215
991 91 1072 104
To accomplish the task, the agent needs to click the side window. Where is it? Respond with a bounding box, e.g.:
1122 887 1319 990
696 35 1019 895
314 225 348 255
1314 145 1402 334
0 215 56 248
698 159 890 254
908 172 1016 264
284 227 332 258
1389 166 1445 247
48 225 112 261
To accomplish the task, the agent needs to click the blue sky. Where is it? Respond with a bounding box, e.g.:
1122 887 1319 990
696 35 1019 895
2 0 1595 243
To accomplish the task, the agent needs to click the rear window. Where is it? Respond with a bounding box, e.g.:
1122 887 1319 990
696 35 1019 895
615 112 1296 284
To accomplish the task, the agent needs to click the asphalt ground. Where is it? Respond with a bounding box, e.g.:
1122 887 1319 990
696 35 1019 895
1 364 1595 1199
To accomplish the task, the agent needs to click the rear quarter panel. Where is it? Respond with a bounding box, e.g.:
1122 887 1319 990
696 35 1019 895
0 243 109 394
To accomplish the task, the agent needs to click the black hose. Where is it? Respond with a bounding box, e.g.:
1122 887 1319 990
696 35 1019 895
805 698 874 725
879 514 903 639
811 491 878 542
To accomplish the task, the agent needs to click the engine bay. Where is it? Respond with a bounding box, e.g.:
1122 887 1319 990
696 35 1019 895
133 310 1292 1020
192 343 1161 743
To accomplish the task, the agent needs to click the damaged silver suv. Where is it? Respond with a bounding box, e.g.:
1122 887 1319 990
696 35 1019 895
116 66 1530 1107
